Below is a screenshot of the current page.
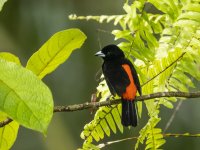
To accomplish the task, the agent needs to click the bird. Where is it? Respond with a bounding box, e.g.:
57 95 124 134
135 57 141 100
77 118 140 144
95 44 141 127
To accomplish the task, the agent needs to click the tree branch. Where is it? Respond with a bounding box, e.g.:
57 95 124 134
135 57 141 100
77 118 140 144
0 118 13 127
1 91 200 127
54 91 200 112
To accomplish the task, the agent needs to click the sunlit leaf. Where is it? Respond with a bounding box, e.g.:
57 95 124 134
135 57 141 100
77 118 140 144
0 53 20 150
26 29 86 79
178 12 200 23
0 112 19 150
91 129 100 142
105 113 116 133
0 0 7 12
95 125 104 139
100 119 110 137
0 58 53 133
0 52 21 65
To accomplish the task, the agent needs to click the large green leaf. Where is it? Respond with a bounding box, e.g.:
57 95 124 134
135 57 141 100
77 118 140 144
0 112 19 150
0 52 20 150
0 0 7 12
26 28 87 79
0 58 53 133
0 55 19 149
0 52 21 65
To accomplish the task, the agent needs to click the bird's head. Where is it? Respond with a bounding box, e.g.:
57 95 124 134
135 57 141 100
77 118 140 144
95 44 125 60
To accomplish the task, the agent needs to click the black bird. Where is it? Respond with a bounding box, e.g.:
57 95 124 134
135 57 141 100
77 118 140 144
95 44 142 127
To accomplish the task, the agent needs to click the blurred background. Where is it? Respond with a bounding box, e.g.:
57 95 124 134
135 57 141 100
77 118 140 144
0 0 200 150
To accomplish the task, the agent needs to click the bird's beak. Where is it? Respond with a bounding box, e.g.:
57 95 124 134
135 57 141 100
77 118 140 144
95 51 105 57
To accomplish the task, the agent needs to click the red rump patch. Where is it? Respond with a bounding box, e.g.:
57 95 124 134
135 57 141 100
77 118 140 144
122 64 137 100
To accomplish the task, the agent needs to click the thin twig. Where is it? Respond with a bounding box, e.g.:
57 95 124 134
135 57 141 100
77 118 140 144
164 100 183 133
141 52 186 86
97 133 200 148
98 136 138 148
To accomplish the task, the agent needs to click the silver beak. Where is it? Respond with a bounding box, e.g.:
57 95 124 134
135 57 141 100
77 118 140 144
95 51 105 57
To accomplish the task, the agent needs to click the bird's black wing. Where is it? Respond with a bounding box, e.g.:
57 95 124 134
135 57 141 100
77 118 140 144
102 60 130 96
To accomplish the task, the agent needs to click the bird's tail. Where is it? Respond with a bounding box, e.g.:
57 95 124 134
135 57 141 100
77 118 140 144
121 99 137 127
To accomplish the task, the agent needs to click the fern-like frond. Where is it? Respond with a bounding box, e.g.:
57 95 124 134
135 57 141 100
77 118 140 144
134 47 186 149
75 0 200 149
148 0 180 21
69 14 126 25
135 116 166 150
80 105 123 146
80 80 124 149
135 1 200 149
80 142 100 150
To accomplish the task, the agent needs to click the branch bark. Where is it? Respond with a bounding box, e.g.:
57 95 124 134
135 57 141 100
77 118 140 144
0 118 13 127
1 91 200 127
54 91 200 112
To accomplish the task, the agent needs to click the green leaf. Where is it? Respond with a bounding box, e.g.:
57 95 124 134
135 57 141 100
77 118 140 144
0 112 19 150
95 125 104 139
0 0 7 12
174 19 200 27
178 12 200 23
114 15 125 25
158 98 174 109
112 30 132 41
0 52 21 65
137 101 142 118
80 130 90 139
156 139 166 148
183 3 200 13
26 28 87 79
105 113 117 133
80 105 122 147
148 0 168 14
0 58 53 133
169 78 188 92
113 105 123 133
100 119 110 137
173 71 195 88
91 129 100 142
82 142 100 150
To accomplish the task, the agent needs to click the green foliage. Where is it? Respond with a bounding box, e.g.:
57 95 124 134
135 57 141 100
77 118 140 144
26 29 86 79
80 80 124 149
0 52 21 64
135 117 166 150
0 53 20 150
0 29 86 149
69 14 126 26
70 0 200 149
0 112 19 150
0 0 7 12
0 58 53 133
